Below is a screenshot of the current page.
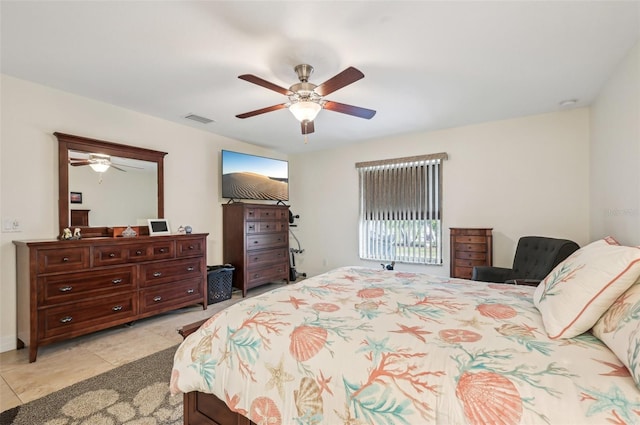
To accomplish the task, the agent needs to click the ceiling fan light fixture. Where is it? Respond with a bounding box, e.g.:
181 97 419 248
89 162 110 173
289 101 321 122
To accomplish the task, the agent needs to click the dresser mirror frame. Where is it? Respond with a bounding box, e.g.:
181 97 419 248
56 132 167 237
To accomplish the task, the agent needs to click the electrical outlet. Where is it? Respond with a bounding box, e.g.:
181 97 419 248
2 218 21 233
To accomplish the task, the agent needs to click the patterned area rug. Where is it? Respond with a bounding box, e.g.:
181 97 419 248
0 345 181 425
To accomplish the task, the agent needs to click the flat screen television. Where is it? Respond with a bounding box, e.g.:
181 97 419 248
221 150 289 201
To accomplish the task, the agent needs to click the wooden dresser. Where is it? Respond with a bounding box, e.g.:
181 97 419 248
449 228 493 279
14 233 208 362
223 203 289 297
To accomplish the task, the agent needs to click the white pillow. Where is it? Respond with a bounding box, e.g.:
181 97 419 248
592 281 640 388
533 237 640 339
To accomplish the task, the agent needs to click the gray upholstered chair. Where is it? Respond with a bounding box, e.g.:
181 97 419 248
471 236 580 285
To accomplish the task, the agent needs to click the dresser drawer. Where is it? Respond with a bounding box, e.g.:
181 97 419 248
39 266 135 305
247 233 287 251
455 243 488 253
454 258 488 268
139 278 204 314
453 235 488 244
454 251 487 261
37 247 90 274
176 237 206 258
246 221 286 234
93 244 135 266
246 263 288 288
453 267 473 279
247 248 288 269
140 258 203 287
93 241 174 266
39 293 136 339
245 207 284 221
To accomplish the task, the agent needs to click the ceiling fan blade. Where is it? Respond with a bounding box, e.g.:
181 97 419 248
110 164 127 172
315 67 365 96
112 162 143 170
323 101 376 119
301 120 315 135
236 103 288 119
70 160 91 166
238 74 292 96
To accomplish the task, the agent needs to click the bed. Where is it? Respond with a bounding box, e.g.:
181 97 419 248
171 250 640 425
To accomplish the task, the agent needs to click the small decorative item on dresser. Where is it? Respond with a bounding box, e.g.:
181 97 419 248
72 228 82 239
185 225 193 234
177 225 186 234
60 227 72 240
121 225 137 237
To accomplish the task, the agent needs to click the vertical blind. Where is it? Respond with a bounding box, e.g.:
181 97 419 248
356 153 447 264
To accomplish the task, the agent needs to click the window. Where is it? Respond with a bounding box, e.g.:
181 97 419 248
356 153 447 265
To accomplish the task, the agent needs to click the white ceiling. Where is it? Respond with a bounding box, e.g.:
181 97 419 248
2 1 639 154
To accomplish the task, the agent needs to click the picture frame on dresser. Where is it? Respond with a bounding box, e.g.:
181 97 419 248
148 218 171 235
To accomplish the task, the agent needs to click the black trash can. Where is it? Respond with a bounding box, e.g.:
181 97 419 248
206 264 235 304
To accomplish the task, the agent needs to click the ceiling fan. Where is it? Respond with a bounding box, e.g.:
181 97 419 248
236 64 376 135
69 153 140 173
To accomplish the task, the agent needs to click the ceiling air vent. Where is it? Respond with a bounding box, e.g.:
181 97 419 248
184 113 214 124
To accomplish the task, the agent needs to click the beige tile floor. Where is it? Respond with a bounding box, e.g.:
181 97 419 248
0 282 285 413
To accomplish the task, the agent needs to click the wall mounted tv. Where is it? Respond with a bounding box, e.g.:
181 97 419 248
221 150 289 201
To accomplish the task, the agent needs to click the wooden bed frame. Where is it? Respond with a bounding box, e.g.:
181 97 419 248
179 319 256 425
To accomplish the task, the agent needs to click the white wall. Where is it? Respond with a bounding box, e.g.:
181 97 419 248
289 109 591 278
590 41 640 246
0 74 286 352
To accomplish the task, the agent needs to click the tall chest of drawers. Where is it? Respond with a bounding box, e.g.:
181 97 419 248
14 233 208 362
223 203 289 297
450 228 493 279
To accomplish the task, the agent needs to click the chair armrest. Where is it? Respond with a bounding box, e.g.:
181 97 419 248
472 266 513 282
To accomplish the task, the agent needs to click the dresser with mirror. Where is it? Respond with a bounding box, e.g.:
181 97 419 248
14 133 208 362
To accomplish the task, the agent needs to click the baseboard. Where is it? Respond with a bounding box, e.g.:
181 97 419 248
0 334 18 353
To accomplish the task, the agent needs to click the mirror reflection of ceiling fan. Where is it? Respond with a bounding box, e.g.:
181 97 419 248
236 64 376 136
69 153 142 172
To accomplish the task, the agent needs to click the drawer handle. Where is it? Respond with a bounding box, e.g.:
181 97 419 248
109 253 116 258
188 245 195 250
265 225 270 229
60 316 73 323
112 278 123 284
248 212 254 216
253 240 259 244
59 286 73 292
159 248 166 253
187 266 195 271
186 288 194 294
253 257 259 261
153 296 162 302
112 305 123 311
254 273 260 278
153 271 162 277
62 257 69 262
136 250 143 255
248 225 255 230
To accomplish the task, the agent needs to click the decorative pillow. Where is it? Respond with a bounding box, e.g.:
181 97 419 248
592 282 640 387
533 237 640 339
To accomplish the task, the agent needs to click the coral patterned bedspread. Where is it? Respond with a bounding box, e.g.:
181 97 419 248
170 266 640 424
